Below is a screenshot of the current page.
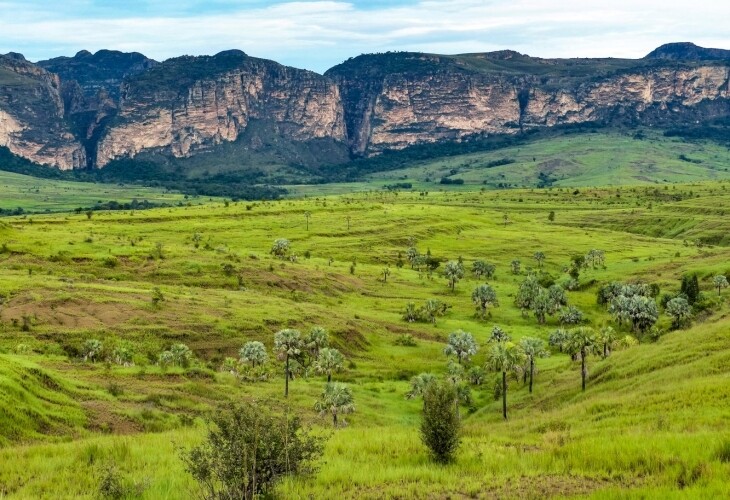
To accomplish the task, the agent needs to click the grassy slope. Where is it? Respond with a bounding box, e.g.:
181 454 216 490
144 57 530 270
303 131 730 194
0 170 190 213
0 183 729 497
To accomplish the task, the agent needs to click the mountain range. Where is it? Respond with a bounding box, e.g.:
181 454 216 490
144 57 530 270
0 42 728 177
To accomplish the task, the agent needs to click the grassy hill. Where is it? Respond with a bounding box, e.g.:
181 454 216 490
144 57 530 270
0 179 729 497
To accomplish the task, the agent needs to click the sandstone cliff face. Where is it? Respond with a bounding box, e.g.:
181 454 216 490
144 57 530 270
95 51 346 167
328 53 730 155
0 54 86 169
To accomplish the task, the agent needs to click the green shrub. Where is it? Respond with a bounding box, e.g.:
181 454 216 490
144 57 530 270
420 380 461 464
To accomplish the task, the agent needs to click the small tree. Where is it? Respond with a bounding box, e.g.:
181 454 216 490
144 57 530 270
313 348 345 383
406 247 419 269
423 299 447 325
274 329 304 397
533 251 546 270
565 327 596 391
559 305 584 325
609 294 658 334
680 274 701 305
382 267 391 283
471 284 499 319
510 259 521 275
666 297 693 329
486 342 525 420
239 341 268 367
314 383 355 427
181 402 323 499
548 211 555 222
472 260 496 279
443 330 478 364
596 326 618 358
305 326 329 359
444 261 464 291
304 211 311 231
406 373 436 399
420 380 461 464
82 339 103 363
488 325 511 343
713 275 729 296
519 337 549 393
170 343 193 368
270 238 290 259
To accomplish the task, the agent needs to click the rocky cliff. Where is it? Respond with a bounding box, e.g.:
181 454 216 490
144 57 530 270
95 50 346 167
0 53 85 169
326 51 730 155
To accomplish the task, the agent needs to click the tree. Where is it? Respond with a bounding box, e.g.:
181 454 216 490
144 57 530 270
170 343 193 368
680 274 701 305
609 294 658 333
270 238 290 259
406 247 419 269
112 344 134 366
472 260 496 279
82 339 103 363
313 348 345 383
548 328 569 353
515 274 540 317
596 326 617 358
239 341 268 367
548 211 555 222
666 297 693 329
305 326 329 359
531 288 557 324
420 380 461 463
406 373 437 399
533 251 546 269
565 327 596 391
486 342 525 419
382 267 391 283
304 211 311 231
444 261 464 291
559 305 584 325
548 284 568 308
314 383 355 427
471 284 499 319
403 302 420 323
713 275 729 296
274 329 304 397
510 259 521 275
181 402 323 500
443 330 478 364
423 299 448 325
519 337 549 393
488 325 511 343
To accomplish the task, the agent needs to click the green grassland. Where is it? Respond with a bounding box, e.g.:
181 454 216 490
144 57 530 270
348 131 730 191
0 170 190 213
1 180 730 498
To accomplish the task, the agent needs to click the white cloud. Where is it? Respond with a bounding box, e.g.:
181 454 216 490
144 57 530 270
0 0 727 72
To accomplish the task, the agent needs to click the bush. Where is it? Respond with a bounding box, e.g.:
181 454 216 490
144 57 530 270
420 380 461 464
181 402 324 499
394 334 418 347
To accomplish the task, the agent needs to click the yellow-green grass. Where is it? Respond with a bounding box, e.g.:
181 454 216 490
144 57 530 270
1 183 730 498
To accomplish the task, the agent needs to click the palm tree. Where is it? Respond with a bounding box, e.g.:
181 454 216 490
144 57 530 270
566 327 596 391
305 326 329 359
443 330 478 365
444 261 464 291
471 284 499 319
239 341 268 367
519 337 549 393
405 373 436 399
713 275 729 296
486 342 525 420
533 251 546 269
315 383 355 427
274 329 304 397
313 347 345 383
596 326 617 358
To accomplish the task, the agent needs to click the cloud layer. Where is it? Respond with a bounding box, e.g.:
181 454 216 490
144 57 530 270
1 0 728 72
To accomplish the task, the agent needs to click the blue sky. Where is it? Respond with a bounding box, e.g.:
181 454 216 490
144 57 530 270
1 0 728 73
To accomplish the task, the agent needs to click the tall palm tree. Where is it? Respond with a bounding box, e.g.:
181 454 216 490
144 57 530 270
486 342 525 420
274 329 303 397
566 327 596 391
315 383 355 427
313 347 345 383
519 337 550 393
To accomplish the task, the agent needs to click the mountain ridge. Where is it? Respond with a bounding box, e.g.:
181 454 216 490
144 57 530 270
0 43 728 173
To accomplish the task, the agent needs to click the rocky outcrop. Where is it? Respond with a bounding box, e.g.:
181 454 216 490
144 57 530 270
95 50 346 167
645 42 730 61
327 52 730 155
0 53 85 169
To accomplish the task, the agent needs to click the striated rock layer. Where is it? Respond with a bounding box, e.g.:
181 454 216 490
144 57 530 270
95 50 346 167
0 53 85 169
327 52 730 155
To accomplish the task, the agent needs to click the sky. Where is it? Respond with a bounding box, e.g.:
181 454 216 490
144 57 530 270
1 0 728 73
